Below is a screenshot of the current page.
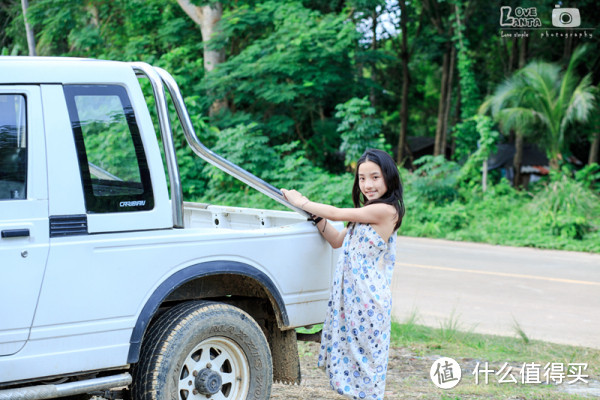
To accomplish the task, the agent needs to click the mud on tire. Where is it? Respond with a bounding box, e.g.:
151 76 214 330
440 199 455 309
132 301 272 400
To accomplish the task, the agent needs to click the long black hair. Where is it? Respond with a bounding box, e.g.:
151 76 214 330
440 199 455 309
351 149 405 231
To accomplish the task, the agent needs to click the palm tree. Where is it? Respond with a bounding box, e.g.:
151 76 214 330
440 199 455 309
481 45 596 179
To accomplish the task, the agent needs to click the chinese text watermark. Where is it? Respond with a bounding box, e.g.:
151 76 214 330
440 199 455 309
473 362 589 385
430 358 590 389
430 357 462 389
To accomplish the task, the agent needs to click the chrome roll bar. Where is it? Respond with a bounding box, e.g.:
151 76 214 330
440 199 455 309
131 62 309 227
130 62 184 228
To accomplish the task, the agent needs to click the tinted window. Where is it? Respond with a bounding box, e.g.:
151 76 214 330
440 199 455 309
0 94 27 200
64 85 153 213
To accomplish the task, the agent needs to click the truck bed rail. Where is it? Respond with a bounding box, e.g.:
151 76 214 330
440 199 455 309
131 62 309 228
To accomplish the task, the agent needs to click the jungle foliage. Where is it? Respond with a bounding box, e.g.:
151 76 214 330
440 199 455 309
3 0 599 252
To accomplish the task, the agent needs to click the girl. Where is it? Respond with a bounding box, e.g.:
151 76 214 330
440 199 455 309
282 148 404 400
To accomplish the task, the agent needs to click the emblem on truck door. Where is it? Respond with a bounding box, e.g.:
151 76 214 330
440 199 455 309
119 200 147 207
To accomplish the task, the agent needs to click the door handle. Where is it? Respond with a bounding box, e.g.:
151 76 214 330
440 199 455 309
1 229 30 238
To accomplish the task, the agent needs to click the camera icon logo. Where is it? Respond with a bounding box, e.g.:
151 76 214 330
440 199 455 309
552 5 581 27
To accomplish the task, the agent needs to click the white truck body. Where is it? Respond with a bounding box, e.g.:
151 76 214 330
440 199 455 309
0 57 337 397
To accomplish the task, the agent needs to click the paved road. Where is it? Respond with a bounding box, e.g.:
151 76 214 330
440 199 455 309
391 236 600 349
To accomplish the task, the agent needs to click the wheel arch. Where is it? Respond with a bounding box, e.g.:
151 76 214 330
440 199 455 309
127 260 288 364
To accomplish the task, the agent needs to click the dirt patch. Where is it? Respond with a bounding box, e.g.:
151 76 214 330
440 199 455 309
276 342 600 400
270 341 436 399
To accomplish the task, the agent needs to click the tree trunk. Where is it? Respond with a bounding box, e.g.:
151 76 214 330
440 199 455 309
21 0 36 56
518 35 528 68
434 45 450 156
440 44 456 157
589 132 599 165
511 38 529 187
563 30 574 62
513 132 523 187
549 156 560 170
507 37 518 75
397 0 410 165
482 159 488 192
177 0 228 116
450 80 461 158
369 10 378 107
86 1 99 27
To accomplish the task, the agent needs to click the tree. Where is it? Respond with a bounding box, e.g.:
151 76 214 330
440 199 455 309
335 96 387 168
590 131 600 165
585 102 600 165
177 0 228 116
347 0 386 106
395 0 418 165
24 0 201 61
202 1 358 167
449 0 481 162
422 0 455 157
20 0 36 55
482 45 596 174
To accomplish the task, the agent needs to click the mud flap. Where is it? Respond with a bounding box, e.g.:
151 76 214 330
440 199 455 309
267 324 301 385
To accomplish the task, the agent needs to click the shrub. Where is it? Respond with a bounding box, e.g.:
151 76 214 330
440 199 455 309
530 171 599 240
409 155 460 205
335 96 388 168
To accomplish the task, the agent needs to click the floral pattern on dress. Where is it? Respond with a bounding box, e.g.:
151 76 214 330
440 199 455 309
318 223 397 400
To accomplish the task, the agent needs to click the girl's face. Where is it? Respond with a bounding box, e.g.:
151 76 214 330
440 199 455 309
358 161 387 201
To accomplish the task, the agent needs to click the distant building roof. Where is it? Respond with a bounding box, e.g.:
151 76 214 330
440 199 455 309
487 143 549 172
407 136 435 153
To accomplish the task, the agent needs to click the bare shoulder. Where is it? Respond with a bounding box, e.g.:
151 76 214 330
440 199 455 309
367 203 398 241
364 203 398 217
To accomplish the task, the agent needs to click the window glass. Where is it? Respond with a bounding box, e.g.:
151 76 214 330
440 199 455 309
75 95 142 193
0 95 27 200
64 85 153 213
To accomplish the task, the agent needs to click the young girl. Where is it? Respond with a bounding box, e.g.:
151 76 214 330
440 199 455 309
282 148 404 400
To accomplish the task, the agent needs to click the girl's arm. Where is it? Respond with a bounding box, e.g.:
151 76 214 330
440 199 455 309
281 189 395 248
281 189 394 225
313 218 347 249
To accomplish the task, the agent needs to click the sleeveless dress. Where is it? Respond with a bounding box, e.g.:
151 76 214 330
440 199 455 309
318 222 397 400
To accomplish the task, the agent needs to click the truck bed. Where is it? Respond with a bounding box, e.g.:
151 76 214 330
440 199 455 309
183 202 308 230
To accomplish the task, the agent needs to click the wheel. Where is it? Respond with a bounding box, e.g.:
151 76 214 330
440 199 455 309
132 301 272 400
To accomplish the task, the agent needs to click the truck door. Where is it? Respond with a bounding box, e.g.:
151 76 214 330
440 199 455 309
0 87 49 356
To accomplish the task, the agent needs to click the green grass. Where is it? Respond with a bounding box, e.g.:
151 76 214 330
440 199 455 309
391 319 600 377
390 316 600 399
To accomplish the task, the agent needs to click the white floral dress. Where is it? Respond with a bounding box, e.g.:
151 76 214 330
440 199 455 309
318 222 396 400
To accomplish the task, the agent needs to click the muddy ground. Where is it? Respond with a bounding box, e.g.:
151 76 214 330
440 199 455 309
272 342 600 400
270 341 437 400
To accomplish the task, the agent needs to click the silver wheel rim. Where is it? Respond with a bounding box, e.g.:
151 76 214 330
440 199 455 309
178 336 250 400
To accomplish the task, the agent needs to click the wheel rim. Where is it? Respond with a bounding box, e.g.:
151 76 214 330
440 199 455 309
178 336 250 400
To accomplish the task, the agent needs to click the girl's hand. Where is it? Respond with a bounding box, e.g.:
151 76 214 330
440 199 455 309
281 189 309 208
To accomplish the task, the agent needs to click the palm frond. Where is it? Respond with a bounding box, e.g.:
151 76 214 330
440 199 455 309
561 73 596 133
559 44 590 108
496 107 537 134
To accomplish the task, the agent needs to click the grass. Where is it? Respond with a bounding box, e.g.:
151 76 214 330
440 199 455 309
512 317 530 344
390 314 600 399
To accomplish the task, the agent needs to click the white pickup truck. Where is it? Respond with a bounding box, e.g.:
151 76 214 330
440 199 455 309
0 57 338 400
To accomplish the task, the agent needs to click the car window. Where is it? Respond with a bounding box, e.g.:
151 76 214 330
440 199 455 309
0 94 27 201
64 85 154 213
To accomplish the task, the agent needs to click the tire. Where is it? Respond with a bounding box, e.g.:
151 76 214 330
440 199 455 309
132 301 272 400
